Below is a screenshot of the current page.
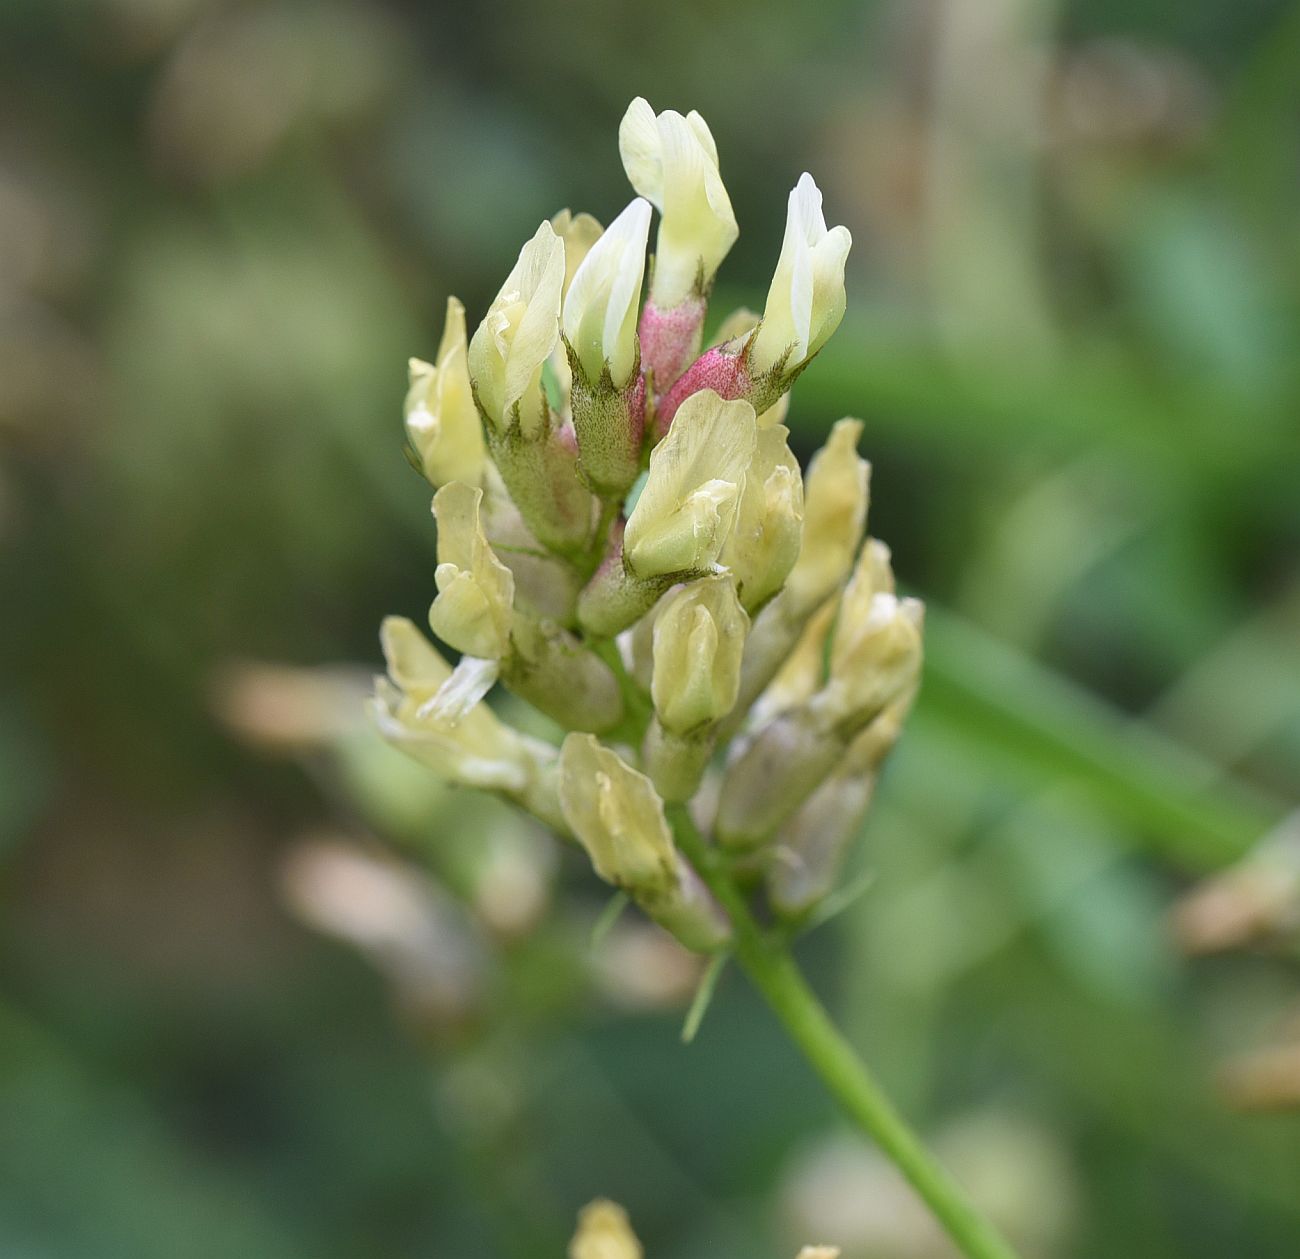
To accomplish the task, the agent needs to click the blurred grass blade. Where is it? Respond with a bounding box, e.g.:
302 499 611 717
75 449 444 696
919 605 1284 871
681 954 728 1045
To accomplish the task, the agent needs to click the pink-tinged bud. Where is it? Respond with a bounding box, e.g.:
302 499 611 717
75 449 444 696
654 345 751 438
638 296 706 392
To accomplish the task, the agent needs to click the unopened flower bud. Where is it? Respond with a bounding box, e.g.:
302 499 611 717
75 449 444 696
748 173 852 381
768 700 912 918
468 221 566 438
559 734 731 951
619 98 737 310
570 1199 643 1259
467 223 596 552
429 482 515 661
638 294 707 394
562 198 652 496
820 592 923 734
404 297 487 488
644 575 749 800
371 617 562 829
651 340 750 437
717 591 921 849
715 707 844 849
783 418 870 613
721 420 869 733
563 197 650 390
651 575 748 733
551 208 604 296
720 425 804 613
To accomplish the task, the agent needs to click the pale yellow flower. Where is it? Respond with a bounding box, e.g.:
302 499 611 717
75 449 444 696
559 735 731 949
404 296 487 487
719 424 805 611
781 419 870 614
569 1199 643 1259
428 481 515 661
563 197 651 388
371 617 530 792
650 574 749 733
551 208 604 295
567 1198 837 1259
467 221 565 437
619 97 738 307
749 173 852 377
820 592 924 730
559 733 677 894
623 389 756 579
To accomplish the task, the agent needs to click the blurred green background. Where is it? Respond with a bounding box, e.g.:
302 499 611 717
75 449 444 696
2 0 1299 1255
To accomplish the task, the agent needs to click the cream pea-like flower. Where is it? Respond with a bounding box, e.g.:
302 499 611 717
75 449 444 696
650 574 748 733
749 173 852 378
619 97 738 308
559 734 731 950
622 389 756 579
404 296 487 488
559 732 677 894
781 418 870 614
467 220 566 437
719 424 805 612
428 481 515 661
371 617 529 792
820 591 925 731
563 197 651 389
833 537 896 648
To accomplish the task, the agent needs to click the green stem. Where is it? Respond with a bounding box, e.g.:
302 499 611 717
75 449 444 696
669 806 1023 1259
589 638 654 750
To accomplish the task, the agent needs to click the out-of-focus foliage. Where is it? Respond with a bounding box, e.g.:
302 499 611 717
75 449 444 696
1 1 1298 1256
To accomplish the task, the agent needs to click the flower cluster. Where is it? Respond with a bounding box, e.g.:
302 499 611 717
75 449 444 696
376 98 924 949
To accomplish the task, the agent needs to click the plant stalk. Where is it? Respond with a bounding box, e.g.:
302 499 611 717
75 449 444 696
668 805 1022 1259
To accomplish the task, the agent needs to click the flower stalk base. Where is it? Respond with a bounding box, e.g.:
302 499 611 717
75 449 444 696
668 805 1023 1259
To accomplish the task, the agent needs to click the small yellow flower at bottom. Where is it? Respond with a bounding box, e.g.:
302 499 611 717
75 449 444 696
568 1197 840 1259
569 1199 643 1259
